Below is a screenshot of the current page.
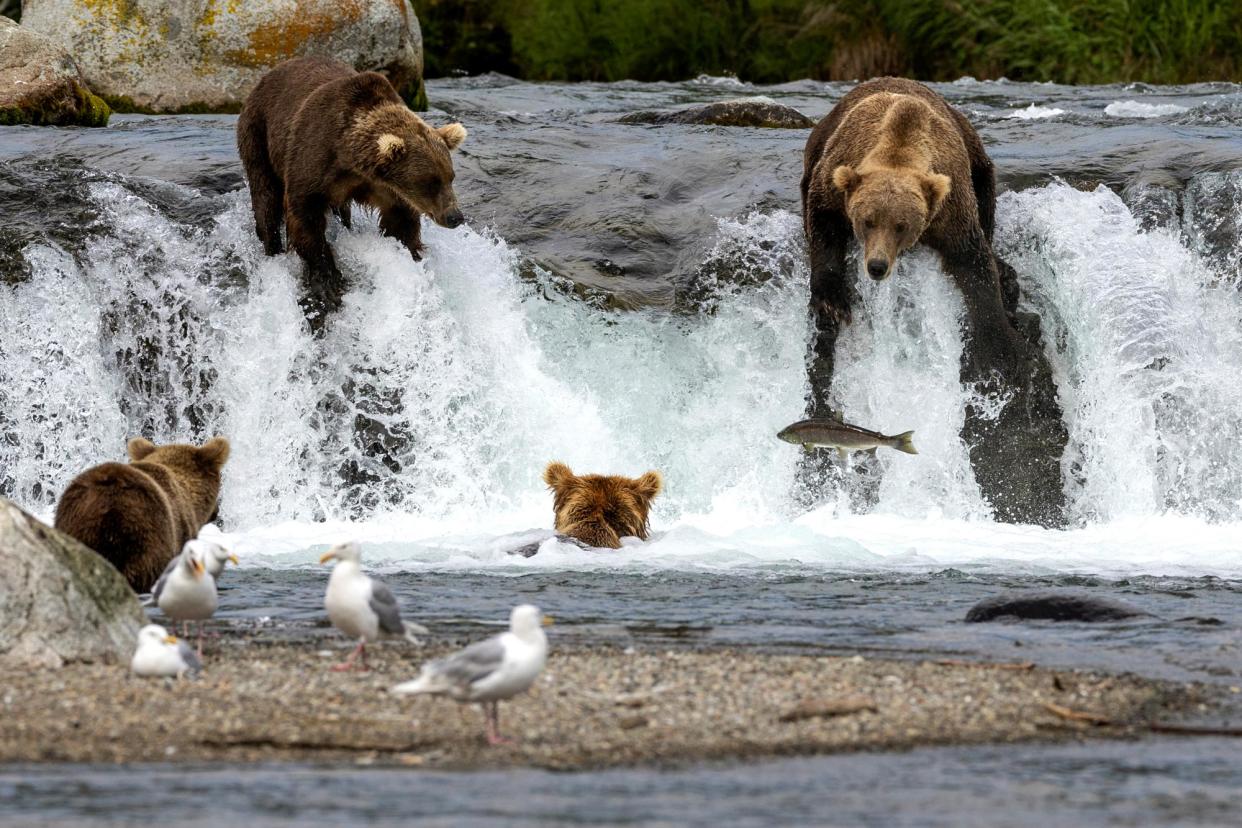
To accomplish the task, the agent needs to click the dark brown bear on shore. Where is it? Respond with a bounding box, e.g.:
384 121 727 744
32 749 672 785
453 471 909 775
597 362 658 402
801 77 1026 405
543 462 662 549
237 57 467 321
54 437 230 593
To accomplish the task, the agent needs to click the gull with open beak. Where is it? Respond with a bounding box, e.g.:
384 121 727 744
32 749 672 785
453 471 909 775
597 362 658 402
390 604 552 745
131 623 202 678
320 541 428 671
152 540 233 657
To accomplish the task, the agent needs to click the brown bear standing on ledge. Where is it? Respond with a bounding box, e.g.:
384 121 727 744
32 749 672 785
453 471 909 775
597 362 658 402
800 77 1067 527
543 462 663 549
54 438 230 593
237 57 467 323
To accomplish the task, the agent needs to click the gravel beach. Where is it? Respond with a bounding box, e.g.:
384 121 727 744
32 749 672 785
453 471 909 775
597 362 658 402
1 636 1210 770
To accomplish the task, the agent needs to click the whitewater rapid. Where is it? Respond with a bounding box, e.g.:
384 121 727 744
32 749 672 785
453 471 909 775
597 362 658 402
1 160 1239 577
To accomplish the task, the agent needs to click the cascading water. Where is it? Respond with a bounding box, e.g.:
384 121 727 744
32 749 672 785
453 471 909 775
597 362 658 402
1 80 1240 576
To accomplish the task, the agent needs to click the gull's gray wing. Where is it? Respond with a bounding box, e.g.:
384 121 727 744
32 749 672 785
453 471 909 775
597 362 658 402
368 579 406 635
150 553 182 603
432 636 506 687
177 641 202 676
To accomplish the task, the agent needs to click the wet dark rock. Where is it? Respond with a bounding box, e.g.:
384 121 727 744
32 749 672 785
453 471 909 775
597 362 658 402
0 496 146 669
965 592 1149 623
621 98 814 129
508 534 592 558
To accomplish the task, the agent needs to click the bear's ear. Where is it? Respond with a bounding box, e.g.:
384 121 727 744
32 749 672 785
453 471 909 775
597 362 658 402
921 172 951 217
437 123 467 151
376 133 406 163
543 461 576 491
632 471 663 503
832 165 862 195
128 437 157 461
198 437 231 467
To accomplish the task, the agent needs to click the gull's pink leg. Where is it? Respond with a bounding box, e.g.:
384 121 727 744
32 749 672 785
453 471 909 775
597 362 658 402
486 701 512 746
331 639 366 672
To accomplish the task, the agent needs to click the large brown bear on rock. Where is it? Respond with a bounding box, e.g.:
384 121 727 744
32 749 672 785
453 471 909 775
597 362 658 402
543 462 663 549
800 78 1067 527
801 76 1025 389
237 57 467 322
54 437 230 593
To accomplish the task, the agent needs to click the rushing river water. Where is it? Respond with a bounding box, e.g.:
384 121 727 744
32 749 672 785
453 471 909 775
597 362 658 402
1 76 1241 824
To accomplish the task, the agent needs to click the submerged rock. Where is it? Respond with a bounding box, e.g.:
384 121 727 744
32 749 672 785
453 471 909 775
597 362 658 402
0 17 109 126
0 496 145 669
621 98 814 129
19 0 425 113
965 592 1149 623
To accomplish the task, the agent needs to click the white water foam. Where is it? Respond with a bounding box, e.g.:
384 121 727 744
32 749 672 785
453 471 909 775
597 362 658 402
3 177 1241 577
1104 100 1189 118
1006 104 1066 120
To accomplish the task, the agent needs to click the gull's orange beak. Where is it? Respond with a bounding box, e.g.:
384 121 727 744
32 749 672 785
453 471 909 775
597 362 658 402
191 557 205 578
542 615 554 627
319 551 337 565
163 635 178 645
228 553 240 566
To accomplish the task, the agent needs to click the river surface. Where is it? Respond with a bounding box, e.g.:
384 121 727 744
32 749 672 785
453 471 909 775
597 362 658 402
1 76 1241 825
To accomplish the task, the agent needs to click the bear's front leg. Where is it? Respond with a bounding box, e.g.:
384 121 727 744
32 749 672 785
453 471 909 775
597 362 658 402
805 210 852 418
938 230 1027 384
379 203 426 261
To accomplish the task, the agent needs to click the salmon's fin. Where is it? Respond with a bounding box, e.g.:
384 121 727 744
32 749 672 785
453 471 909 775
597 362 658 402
836 448 850 464
892 431 918 455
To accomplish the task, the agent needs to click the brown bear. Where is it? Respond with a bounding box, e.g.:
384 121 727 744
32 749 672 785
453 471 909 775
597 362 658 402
799 77 1069 527
800 76 1026 408
236 56 467 322
543 462 662 549
54 437 230 593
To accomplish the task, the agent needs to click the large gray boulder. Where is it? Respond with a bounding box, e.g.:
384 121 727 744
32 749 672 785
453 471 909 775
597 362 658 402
0 496 145 669
0 16 110 126
19 0 425 112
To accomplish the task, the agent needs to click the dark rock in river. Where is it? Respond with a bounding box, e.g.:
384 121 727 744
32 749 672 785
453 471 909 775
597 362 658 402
965 592 1149 623
0 496 145 669
0 18 109 127
621 98 814 129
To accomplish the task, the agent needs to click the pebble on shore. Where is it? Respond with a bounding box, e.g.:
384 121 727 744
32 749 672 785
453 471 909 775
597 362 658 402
0 640 1202 769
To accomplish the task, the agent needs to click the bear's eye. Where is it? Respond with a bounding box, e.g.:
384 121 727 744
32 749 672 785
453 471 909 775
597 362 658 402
895 223 907 234
864 219 876 230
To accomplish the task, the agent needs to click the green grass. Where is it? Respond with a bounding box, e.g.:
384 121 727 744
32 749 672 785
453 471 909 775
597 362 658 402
415 0 1242 84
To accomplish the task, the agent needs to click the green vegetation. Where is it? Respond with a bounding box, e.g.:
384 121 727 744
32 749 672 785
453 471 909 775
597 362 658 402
415 0 1242 84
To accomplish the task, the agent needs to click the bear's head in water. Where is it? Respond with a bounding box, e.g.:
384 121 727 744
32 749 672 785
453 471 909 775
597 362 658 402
543 462 662 550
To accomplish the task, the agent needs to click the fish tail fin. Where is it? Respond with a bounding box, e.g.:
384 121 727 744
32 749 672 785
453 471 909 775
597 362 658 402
894 431 918 455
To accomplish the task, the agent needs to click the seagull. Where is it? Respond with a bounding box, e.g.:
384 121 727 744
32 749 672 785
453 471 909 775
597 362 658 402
319 541 428 671
152 541 230 657
131 624 201 678
391 604 551 745
195 539 239 580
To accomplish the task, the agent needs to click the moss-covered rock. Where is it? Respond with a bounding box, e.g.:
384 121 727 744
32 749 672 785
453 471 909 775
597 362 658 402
20 0 425 113
0 496 146 669
0 17 110 127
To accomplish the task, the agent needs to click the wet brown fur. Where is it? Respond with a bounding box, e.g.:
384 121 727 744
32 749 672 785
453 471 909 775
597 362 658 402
543 462 663 550
236 57 467 321
54 437 230 593
801 77 1026 418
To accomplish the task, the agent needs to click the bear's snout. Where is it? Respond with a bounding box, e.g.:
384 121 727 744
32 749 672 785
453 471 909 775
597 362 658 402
867 258 891 280
441 208 466 229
